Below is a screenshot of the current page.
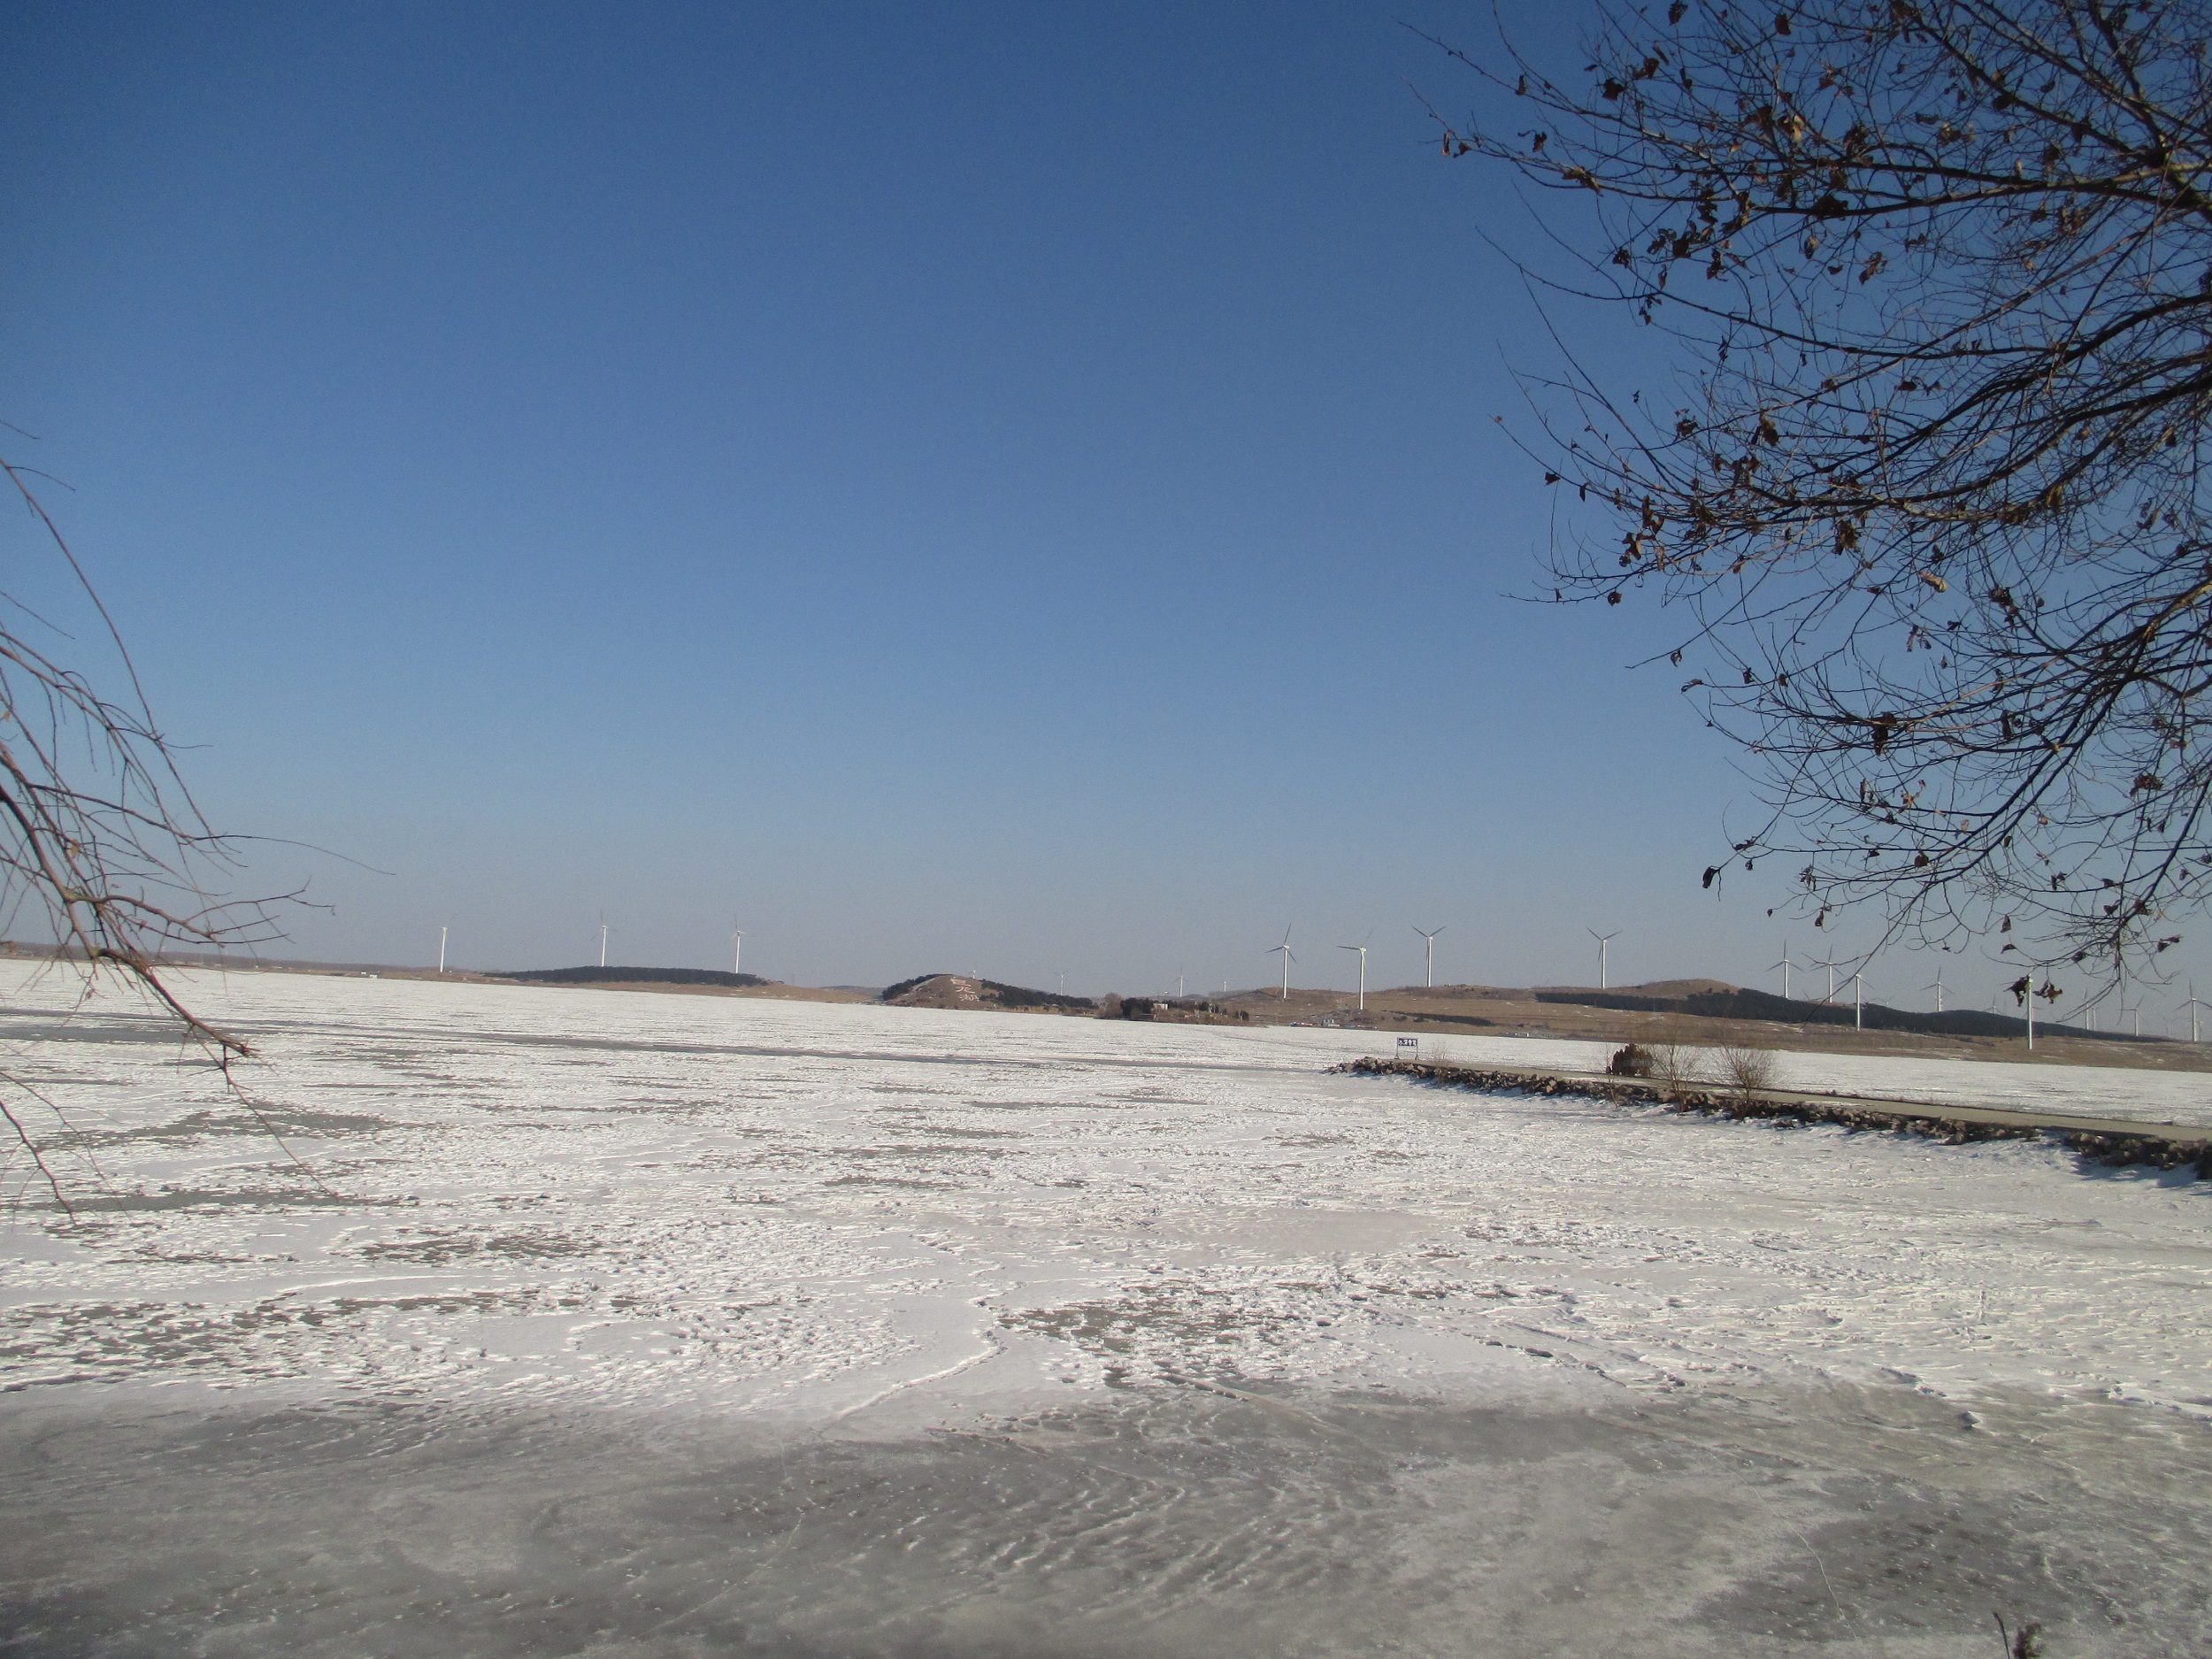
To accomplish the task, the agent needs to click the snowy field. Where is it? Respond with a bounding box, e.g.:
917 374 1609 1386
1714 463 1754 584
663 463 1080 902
2 964 2208 1656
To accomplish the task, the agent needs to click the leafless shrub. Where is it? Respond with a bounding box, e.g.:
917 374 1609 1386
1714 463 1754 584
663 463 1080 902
1649 1041 1704 1098
1716 1043 1780 1104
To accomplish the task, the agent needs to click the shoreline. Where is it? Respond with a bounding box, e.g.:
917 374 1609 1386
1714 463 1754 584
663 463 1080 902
1339 1056 2212 1177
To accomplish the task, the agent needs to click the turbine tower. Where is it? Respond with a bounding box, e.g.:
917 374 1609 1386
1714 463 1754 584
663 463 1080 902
437 926 448 975
1414 925 1445 989
1924 967 1946 1012
598 915 609 969
1849 970 1867 1030
1267 927 1295 1000
2006 969 2042 1049
2183 980 2209 1043
732 924 746 978
1338 942 1370 1011
1770 940 1793 1000
1587 928 1619 991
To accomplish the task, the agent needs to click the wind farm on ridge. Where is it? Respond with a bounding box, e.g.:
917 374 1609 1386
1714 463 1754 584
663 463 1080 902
190 912 2212 1074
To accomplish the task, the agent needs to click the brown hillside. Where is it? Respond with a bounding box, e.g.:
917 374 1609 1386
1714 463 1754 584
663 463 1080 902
1206 981 2212 1073
885 974 990 1010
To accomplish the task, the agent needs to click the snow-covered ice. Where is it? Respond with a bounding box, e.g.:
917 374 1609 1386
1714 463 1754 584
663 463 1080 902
2 964 2208 1656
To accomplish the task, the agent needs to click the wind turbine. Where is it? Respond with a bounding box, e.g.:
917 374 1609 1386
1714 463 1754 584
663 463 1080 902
1809 955 1840 1002
2182 980 2208 1043
1338 941 1370 1011
732 924 746 977
1414 926 1446 989
2005 968 2041 1049
1267 927 1294 1000
1849 970 1868 1030
437 926 448 975
1587 929 1620 990
1924 966 1946 1012
1057 972 1068 996
598 915 610 969
1770 940 1793 1000
1177 972 1186 999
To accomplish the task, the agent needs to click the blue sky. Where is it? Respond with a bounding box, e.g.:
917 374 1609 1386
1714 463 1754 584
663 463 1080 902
8 1 2194 1019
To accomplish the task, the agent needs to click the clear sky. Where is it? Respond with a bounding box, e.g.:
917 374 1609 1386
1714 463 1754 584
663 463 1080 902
8 1 2202 1023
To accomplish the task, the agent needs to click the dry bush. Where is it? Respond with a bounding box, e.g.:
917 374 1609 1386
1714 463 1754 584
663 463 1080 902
1649 1042 1703 1099
1716 1044 1779 1104
1607 1042 1655 1078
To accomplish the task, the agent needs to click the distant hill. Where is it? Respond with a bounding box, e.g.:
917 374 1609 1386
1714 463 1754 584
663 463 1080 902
495 966 772 989
1532 983 2135 1043
880 973 1094 1012
1609 978 1738 999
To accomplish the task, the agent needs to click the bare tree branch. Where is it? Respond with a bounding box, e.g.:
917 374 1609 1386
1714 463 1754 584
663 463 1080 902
1427 0 2212 987
2 441 303 1203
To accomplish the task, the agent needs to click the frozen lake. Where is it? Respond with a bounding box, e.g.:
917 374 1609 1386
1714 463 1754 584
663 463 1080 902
2 965 2208 1655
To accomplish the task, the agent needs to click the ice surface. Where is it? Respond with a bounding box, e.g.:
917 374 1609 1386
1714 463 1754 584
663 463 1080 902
4 1380 2208 1658
2 964 2207 1655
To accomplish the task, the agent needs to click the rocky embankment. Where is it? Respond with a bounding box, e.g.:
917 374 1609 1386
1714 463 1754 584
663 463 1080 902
1337 1056 2210 1179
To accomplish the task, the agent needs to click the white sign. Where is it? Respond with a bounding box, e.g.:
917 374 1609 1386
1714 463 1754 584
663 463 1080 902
1397 1036 1418 1050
